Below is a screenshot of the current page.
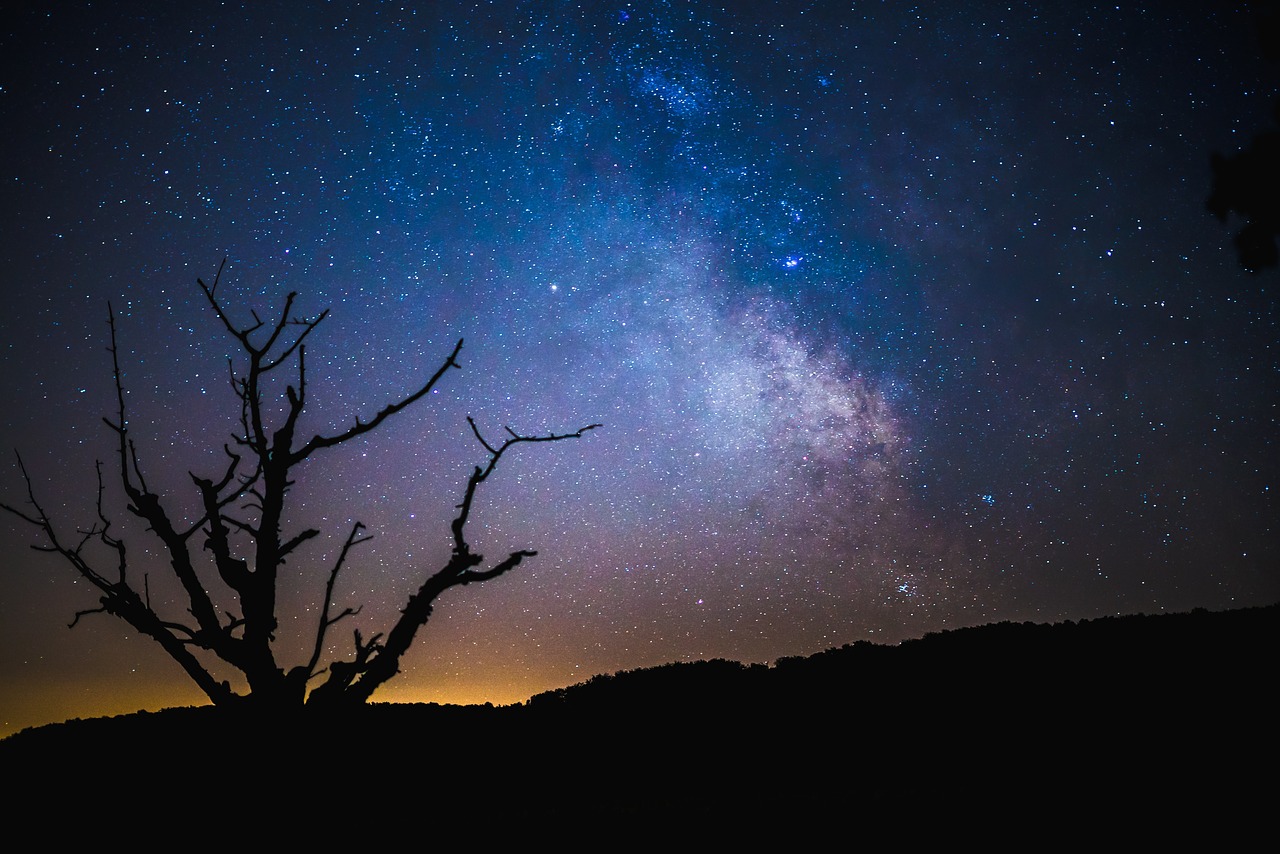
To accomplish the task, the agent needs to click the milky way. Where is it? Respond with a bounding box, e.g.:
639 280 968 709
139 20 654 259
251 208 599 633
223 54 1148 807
1 1 1276 734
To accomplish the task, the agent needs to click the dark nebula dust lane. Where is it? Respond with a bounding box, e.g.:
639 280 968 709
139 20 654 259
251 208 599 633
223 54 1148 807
1 1 1276 735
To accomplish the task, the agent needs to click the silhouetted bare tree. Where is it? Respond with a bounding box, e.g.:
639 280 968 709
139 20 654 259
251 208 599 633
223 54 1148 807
2 261 598 711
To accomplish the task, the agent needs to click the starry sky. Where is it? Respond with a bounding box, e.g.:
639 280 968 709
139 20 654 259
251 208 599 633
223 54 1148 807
1 0 1276 736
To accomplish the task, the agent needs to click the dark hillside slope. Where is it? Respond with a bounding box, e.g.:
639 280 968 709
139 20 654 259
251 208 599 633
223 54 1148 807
2 605 1273 831
523 605 1276 823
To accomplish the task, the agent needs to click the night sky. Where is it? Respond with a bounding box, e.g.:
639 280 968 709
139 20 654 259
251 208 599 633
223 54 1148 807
2 0 1276 737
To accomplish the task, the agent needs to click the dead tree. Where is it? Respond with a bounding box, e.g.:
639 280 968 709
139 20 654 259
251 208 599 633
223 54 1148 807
2 261 598 711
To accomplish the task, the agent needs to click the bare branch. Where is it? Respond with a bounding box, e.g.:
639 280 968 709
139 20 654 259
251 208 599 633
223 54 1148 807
260 311 328 374
206 257 226 299
197 259 263 341
308 628 383 700
2 452 112 591
178 448 260 540
316 419 599 707
306 522 372 678
468 416 498 455
279 528 320 561
457 549 538 585
69 604 109 629
222 515 259 537
3 454 236 706
452 420 601 554
293 339 465 463
0 461 50 530
106 304 136 501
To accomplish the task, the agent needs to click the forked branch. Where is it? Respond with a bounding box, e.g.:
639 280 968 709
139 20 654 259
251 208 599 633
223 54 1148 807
306 521 373 678
309 417 600 707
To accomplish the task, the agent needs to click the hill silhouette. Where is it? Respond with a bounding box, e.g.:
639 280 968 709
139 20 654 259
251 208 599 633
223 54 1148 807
2 605 1273 836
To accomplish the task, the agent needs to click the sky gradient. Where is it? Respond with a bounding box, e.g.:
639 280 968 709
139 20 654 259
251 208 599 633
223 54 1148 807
2 0 1277 737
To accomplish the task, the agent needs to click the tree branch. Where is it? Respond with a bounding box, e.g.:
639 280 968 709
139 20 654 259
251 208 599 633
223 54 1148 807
306 522 372 679
310 419 599 707
2 452 235 705
292 339 465 463
452 419 600 554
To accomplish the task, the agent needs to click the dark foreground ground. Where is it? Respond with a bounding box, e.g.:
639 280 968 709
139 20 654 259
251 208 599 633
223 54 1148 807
2 605 1274 839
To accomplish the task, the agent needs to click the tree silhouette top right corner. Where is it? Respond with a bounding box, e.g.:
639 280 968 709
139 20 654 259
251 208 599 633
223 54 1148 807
1208 5 1280 273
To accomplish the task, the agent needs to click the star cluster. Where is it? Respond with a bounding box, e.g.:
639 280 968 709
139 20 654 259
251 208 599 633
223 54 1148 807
1 1 1276 734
